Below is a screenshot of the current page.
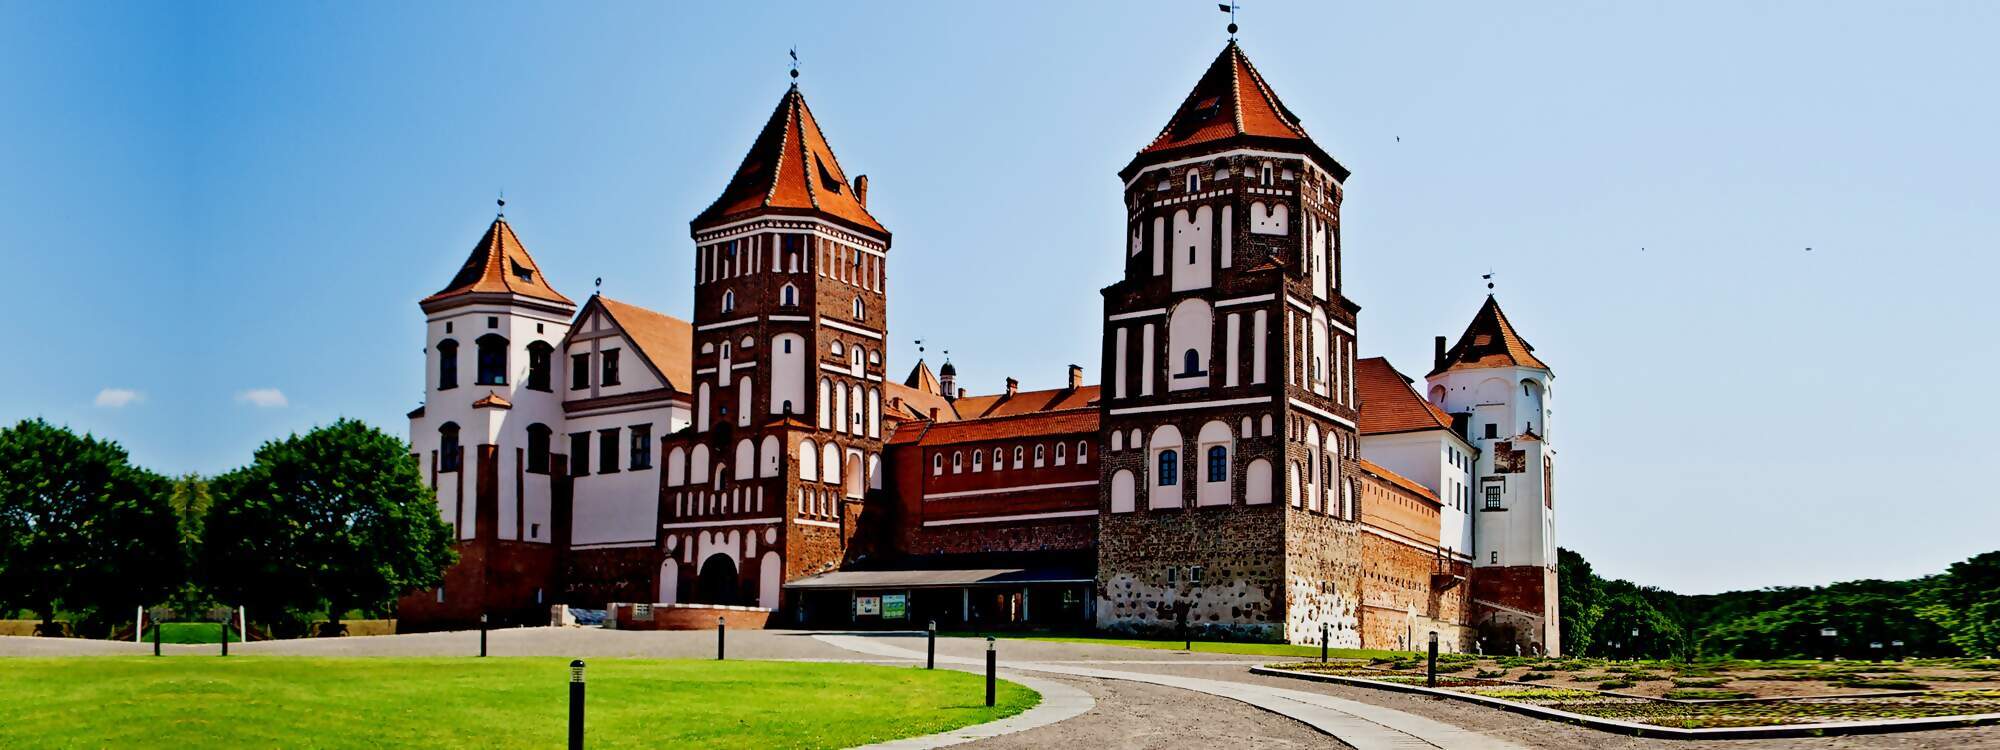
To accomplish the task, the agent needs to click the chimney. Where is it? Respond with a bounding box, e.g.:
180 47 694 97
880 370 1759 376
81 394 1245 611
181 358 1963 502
854 175 869 207
1434 336 1448 370
1067 364 1084 390
1005 378 1019 397
928 407 939 421
956 387 966 400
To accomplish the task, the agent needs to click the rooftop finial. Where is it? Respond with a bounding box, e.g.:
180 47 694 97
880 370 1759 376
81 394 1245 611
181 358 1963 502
497 190 506 218
1219 1 1240 39
1482 270 1496 293
788 46 800 83
594 277 602 296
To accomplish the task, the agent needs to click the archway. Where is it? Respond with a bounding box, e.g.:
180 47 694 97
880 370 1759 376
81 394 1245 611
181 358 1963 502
695 554 739 605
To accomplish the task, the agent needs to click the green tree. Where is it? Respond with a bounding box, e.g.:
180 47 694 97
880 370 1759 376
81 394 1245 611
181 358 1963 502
202 419 454 636
1916 552 2000 657
165 475 215 613
0 419 182 635
1557 547 1602 656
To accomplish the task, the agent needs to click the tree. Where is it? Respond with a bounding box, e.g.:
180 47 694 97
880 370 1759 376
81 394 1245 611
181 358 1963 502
202 419 454 636
0 419 182 634
165 475 215 613
1557 547 1602 656
1916 552 2000 657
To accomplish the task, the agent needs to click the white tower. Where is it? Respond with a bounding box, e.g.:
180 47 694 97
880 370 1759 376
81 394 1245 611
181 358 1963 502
1426 295 1560 654
403 206 576 627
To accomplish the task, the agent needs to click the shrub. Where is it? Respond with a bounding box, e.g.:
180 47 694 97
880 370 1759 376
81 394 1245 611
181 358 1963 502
1475 668 1506 679
1837 679 1929 691
1673 678 1730 688
1598 679 1636 690
1519 672 1552 682
1662 688 1754 700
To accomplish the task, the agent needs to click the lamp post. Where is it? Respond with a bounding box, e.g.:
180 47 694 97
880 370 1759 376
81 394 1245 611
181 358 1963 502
985 637 997 707
927 620 937 670
568 660 586 750
717 615 727 661
1426 631 1440 688
1631 628 1641 662
1820 627 1838 662
1892 640 1906 662
1869 641 1883 663
479 613 488 658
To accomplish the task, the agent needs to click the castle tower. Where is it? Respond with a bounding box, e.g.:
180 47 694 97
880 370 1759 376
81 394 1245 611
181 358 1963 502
1426 295 1560 654
1096 41 1367 645
659 82 892 610
403 209 577 628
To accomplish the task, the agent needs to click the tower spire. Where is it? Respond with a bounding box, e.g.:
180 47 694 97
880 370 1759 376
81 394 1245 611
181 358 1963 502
1219 2 1240 39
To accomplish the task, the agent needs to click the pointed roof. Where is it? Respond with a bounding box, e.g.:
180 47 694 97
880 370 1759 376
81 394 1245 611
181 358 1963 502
1123 41 1348 181
903 359 942 393
1430 296 1549 376
422 217 574 309
1355 357 1456 436
693 86 887 237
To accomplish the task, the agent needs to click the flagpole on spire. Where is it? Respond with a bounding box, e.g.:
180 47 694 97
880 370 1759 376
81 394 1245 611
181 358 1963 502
1219 2 1240 39
788 46 800 85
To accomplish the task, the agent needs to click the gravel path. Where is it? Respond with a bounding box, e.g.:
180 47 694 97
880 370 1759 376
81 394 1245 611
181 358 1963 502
956 674 1346 750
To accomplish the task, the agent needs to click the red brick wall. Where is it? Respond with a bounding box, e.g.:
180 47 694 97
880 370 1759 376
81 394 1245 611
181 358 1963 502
613 602 773 630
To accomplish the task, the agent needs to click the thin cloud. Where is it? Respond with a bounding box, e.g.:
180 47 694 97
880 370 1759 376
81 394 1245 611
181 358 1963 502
236 388 289 408
94 388 143 408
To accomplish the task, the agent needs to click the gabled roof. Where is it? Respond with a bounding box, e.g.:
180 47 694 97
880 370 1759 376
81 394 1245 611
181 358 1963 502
884 380 958 424
1355 357 1456 436
903 359 943 393
908 409 1100 447
587 296 694 392
692 85 887 237
1124 41 1348 181
471 391 512 410
422 217 574 309
1430 296 1549 376
953 385 1100 421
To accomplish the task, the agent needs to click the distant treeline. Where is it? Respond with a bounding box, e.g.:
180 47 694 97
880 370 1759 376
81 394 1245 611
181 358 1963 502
1559 546 1999 660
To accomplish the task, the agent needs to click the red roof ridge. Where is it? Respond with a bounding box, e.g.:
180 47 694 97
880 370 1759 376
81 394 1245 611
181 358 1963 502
422 216 575 308
1355 356 1456 436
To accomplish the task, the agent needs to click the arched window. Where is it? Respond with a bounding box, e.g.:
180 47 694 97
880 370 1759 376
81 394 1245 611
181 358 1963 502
1206 446 1227 483
1077 441 1089 464
1111 431 1124 451
831 341 844 356
1157 450 1179 486
780 284 798 307
853 297 864 320
475 334 508 385
1013 446 1024 468
526 424 551 473
436 339 459 390
993 448 1004 468
931 453 943 476
1186 171 1201 193
1055 442 1067 465
1182 349 1202 376
721 289 736 313
1034 445 1045 466
952 451 963 473
525 341 553 391
438 422 462 472
972 451 984 472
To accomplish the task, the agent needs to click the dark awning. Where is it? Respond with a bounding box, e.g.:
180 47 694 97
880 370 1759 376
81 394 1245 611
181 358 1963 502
783 567 1090 590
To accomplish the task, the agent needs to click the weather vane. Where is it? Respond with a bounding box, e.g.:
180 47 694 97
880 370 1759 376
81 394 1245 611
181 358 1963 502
913 338 925 355
1218 2 1241 38
1482 270 1496 292
789 47 799 82
497 190 505 218
594 277 602 296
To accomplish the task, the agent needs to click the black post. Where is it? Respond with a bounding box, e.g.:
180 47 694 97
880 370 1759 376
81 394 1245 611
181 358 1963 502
716 616 726 661
1178 608 1189 651
1320 622 1328 663
479 614 489 658
152 616 161 657
926 620 936 670
220 616 229 657
984 637 996 707
568 660 586 750
1892 640 1905 662
1426 631 1439 688
1870 642 1882 663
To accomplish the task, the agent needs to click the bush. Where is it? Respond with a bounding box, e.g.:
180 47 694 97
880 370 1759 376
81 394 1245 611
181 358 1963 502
1662 688 1754 700
1673 678 1730 688
1598 679 1636 690
1519 672 1552 682
1475 668 1506 679
1837 679 1929 690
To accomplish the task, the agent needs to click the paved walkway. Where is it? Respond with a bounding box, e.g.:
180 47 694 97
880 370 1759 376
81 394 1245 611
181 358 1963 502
817 634 1521 750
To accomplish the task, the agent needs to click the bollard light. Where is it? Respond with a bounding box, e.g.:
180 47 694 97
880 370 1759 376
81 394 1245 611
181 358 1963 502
985 637 997 707
1892 640 1905 662
717 616 727 661
1320 622 1329 664
1426 631 1440 688
568 660 586 750
926 620 937 670
1821 627 1838 662
479 614 489 658
1870 641 1883 663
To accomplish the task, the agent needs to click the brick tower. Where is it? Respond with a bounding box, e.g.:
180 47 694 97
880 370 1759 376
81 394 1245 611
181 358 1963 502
660 81 892 611
1095 41 1366 645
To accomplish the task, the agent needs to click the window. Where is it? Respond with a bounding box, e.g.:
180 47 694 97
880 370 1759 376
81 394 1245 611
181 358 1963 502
993 448 1004 468
1484 484 1502 510
1167 567 1178 585
1260 164 1274 186
438 422 462 472
598 430 619 474
487 316 498 329
445 321 453 334
601 349 621 386
1055 443 1066 465
952 451 963 473
569 433 589 477
436 339 459 390
475 334 508 385
721 289 735 313
629 424 652 470
1181 349 1203 376
571 353 589 390
781 284 797 307
1158 450 1179 486
530 523 540 539
932 454 943 475
853 297 864 321
1034 445 1045 466
1186 172 1201 193
1491 551 1500 564
1484 423 1498 439
526 342 553 391
1190 565 1205 585
831 341 844 356
511 260 533 283
1012 446 1024 469
526 424 551 473
1077 441 1088 463
1207 446 1227 482
972 451 984 471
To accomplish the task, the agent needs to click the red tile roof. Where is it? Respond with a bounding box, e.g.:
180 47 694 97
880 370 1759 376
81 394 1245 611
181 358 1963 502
693 86 887 237
1430 296 1549 376
1359 459 1440 504
1355 357 1455 435
952 385 1100 420
911 409 1100 447
883 380 958 424
423 217 575 308
1125 41 1348 181
590 296 694 393
471 391 512 410
902 359 943 394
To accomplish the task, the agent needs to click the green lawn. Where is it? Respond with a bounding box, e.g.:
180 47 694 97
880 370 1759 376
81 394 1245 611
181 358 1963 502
954 632 1416 661
0 657 1036 749
143 622 229 644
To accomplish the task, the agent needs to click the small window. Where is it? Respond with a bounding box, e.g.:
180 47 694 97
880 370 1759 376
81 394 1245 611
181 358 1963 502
1491 551 1500 564
487 316 498 329
445 321 453 334
571 353 589 390
993 448 1004 468
972 451 984 472
526 424 551 473
1484 424 1498 439
831 341 844 356
1190 565 1205 585
1167 567 1178 585
569 433 590 477
1034 445 1045 466
526 342 553 391
437 339 459 390
601 349 621 386
1076 441 1088 463
512 260 533 283
438 422 462 472
1158 450 1179 486
853 297 864 321
1207 446 1227 482
1260 164 1274 186
1181 349 1203 376
1012 446 1024 468
530 523 540 539
629 424 652 470
932 454 943 476
721 289 735 313
1484 484 1502 510
781 284 798 307
597 430 619 474
952 451 963 473
1186 172 1201 193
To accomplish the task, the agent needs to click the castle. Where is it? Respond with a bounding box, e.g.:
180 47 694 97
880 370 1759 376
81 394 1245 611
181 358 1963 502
396 39 1561 654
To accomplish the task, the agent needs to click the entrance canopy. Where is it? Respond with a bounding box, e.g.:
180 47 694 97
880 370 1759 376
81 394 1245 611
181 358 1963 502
783 567 1089 590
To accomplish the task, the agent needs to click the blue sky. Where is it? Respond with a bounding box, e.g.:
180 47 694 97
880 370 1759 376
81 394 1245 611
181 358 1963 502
3 1 1995 594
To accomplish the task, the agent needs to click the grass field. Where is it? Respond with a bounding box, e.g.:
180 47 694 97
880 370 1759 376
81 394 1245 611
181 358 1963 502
953 632 1416 661
0 657 1036 749
142 622 229 644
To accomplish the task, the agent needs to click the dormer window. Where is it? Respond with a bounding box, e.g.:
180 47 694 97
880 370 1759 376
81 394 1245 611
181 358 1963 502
1186 172 1201 193
512 260 533 283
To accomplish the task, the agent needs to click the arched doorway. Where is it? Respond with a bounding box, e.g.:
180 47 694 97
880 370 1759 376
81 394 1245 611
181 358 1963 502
696 554 739 605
